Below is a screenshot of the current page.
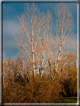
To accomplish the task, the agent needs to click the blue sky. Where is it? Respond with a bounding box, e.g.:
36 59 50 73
3 2 77 59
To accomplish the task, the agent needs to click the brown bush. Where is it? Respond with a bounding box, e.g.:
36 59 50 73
3 76 63 103
3 56 77 103
59 67 77 97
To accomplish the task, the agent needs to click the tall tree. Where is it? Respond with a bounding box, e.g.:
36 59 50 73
14 3 43 78
34 11 54 77
54 3 77 73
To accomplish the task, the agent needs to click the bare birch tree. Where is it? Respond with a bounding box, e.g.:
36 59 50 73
34 11 54 78
14 3 43 78
54 3 77 73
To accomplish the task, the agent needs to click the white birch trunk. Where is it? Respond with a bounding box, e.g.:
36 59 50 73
56 24 63 72
31 20 36 78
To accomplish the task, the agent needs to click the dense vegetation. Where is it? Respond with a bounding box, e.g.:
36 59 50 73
3 54 77 103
